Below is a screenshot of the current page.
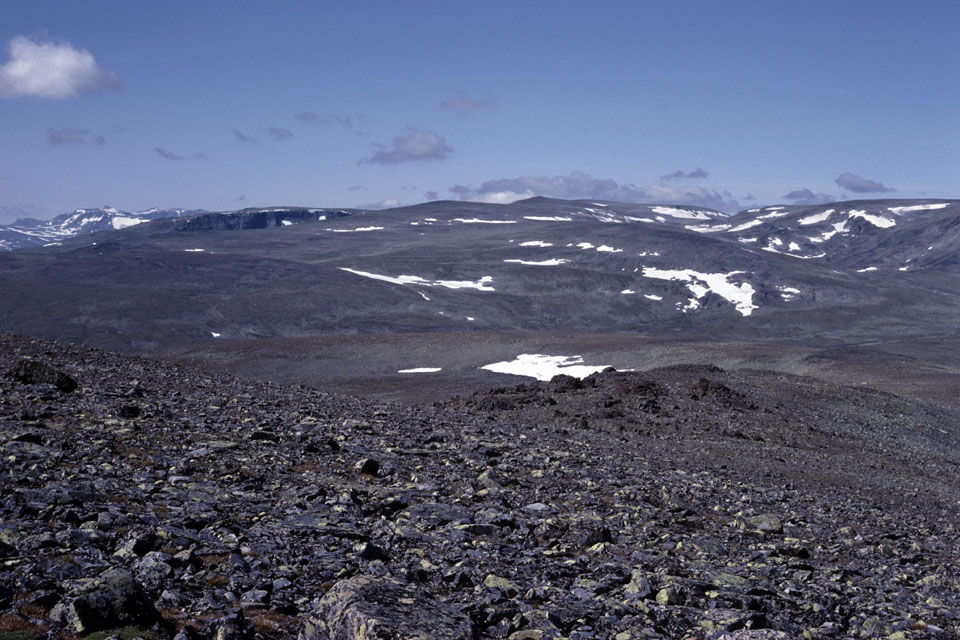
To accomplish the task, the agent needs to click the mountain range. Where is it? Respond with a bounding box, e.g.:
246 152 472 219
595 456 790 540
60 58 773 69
2 197 959 344
0 206 207 251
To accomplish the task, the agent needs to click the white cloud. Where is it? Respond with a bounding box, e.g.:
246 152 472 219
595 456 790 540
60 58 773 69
0 36 119 99
363 127 453 164
835 172 893 193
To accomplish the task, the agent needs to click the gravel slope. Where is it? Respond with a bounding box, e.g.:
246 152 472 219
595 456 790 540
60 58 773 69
1 331 959 639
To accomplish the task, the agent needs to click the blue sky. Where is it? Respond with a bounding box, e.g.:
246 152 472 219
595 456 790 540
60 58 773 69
1 1 958 222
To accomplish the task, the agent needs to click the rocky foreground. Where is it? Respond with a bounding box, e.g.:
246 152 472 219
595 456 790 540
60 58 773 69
1 332 959 640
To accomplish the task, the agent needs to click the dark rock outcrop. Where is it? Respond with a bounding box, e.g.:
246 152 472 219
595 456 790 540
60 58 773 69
7 357 78 392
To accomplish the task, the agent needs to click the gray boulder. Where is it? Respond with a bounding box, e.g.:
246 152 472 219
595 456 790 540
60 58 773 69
301 575 472 640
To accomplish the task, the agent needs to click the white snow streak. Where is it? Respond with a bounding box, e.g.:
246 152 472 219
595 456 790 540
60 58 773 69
184 248 205 252
727 219 764 232
340 268 495 291
398 367 442 374
519 240 553 247
454 218 517 224
686 224 730 233
523 216 573 222
328 226 385 232
504 258 569 266
650 206 716 220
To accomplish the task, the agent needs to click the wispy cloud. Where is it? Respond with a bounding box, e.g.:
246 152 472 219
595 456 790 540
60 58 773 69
295 111 319 124
782 188 835 205
295 112 363 135
154 147 206 161
0 36 119 99
441 92 497 112
450 171 739 212
266 127 293 141
363 127 453 164
661 167 708 181
47 127 105 145
232 129 255 143
835 172 893 193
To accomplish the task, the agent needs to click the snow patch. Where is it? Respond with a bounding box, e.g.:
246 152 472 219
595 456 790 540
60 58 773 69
281 220 294 226
481 354 611 381
810 221 849 243
621 289 635 294
596 245 622 253
211 332 221 337
777 286 800 301
519 240 553 247
857 267 878 273
641 267 757 316
184 248 205 252
455 218 517 224
111 216 144 230
398 367 442 374
798 209 834 226
523 216 573 222
644 294 663 301
847 210 895 228
888 203 950 214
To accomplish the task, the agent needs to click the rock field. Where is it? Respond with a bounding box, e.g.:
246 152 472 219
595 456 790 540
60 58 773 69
1 331 959 639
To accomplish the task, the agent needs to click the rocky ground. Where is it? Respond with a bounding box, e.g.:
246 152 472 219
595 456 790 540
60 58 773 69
1 330 959 639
